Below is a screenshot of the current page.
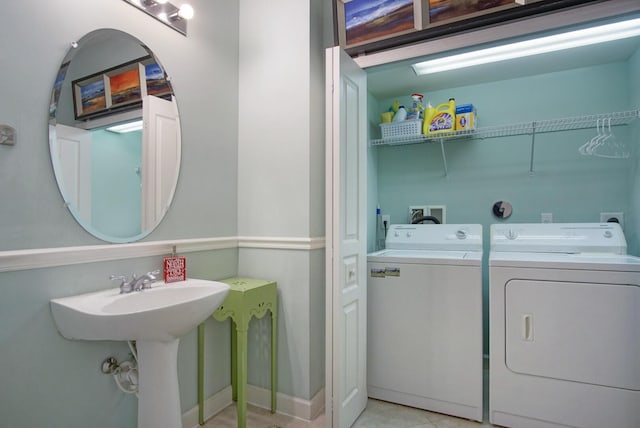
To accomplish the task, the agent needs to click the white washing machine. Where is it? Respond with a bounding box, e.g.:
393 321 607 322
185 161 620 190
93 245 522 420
367 223 483 422
489 223 640 428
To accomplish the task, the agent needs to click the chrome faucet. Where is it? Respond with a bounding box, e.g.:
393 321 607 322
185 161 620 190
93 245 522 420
110 270 161 294
131 269 161 292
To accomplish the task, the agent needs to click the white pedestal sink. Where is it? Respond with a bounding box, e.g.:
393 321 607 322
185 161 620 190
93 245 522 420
50 278 230 428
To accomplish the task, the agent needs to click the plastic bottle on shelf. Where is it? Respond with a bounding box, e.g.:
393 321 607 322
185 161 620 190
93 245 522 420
376 206 385 251
409 93 424 120
422 102 436 134
392 106 407 122
428 98 456 133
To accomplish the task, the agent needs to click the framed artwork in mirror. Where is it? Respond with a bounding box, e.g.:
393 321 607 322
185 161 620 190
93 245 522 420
144 62 173 97
75 76 107 117
72 55 173 120
49 61 70 120
109 66 142 108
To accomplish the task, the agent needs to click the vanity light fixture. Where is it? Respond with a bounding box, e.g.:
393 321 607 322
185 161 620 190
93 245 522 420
122 0 194 36
106 120 143 134
412 18 640 75
177 4 194 20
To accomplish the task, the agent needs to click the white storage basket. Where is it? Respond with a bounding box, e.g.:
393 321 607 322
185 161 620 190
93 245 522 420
380 119 422 139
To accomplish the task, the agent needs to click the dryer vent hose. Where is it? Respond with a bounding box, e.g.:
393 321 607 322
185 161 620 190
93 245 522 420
411 215 441 224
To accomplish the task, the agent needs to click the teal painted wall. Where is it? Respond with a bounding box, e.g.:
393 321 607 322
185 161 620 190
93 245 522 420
371 57 638 354
368 92 381 253
91 129 142 238
375 61 632 227
627 48 640 255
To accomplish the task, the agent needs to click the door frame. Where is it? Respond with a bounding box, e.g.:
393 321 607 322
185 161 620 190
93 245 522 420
325 46 368 428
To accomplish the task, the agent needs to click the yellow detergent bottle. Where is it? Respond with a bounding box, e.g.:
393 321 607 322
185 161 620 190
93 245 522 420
422 102 436 134
428 98 456 134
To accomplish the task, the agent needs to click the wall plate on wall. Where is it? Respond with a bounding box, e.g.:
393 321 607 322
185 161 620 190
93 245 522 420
427 205 446 224
409 205 447 224
0 124 16 145
409 205 428 223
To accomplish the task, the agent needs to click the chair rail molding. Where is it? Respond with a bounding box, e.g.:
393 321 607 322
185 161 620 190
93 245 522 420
0 236 326 273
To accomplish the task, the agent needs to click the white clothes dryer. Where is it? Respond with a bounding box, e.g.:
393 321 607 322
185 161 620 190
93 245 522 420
367 224 483 422
489 223 640 428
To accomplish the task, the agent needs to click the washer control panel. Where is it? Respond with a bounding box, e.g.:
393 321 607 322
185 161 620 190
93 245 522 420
385 224 482 251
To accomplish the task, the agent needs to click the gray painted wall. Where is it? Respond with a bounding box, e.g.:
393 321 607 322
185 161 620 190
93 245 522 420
0 0 239 251
0 1 241 427
0 0 330 426
236 0 329 400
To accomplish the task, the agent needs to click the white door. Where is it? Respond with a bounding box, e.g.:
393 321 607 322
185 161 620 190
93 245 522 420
141 95 181 230
325 46 368 428
53 124 92 222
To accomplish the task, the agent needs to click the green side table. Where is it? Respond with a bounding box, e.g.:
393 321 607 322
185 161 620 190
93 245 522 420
197 277 278 427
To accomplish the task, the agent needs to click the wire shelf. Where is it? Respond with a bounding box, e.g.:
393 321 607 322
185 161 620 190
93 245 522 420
370 109 640 146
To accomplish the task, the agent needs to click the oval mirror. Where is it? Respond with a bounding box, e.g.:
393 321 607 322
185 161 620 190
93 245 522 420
48 29 181 243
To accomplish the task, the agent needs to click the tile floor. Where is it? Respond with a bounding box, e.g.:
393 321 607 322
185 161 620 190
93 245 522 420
202 402 324 428
202 398 499 428
204 366 496 427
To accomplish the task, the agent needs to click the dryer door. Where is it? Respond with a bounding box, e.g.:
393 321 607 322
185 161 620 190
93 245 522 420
505 279 640 390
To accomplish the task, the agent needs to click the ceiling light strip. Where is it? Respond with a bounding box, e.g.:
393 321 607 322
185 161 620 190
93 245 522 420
106 120 144 133
412 18 640 75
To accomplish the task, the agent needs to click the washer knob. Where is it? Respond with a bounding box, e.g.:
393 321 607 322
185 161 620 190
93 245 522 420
506 229 518 240
394 231 399 237
604 230 613 238
406 231 412 238
456 229 467 240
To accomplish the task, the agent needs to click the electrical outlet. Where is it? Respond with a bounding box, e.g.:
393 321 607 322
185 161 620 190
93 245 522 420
381 215 390 225
600 212 624 229
541 213 552 223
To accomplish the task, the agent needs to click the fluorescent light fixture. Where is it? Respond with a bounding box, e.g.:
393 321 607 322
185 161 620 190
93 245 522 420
412 18 640 75
107 120 143 133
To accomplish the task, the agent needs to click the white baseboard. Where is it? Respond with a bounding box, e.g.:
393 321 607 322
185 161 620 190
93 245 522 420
182 385 325 427
245 384 325 421
182 385 233 428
